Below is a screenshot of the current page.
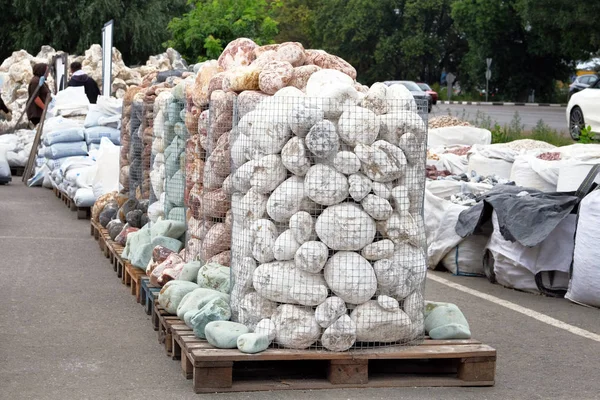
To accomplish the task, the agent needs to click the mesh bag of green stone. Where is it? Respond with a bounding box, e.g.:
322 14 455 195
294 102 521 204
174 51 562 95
229 85 428 351
186 90 236 264
162 82 190 224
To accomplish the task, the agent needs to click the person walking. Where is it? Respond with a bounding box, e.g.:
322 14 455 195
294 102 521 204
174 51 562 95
68 62 101 104
27 63 51 127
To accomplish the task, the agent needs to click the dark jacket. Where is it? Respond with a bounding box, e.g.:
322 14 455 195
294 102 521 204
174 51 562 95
27 64 51 121
0 96 8 114
68 73 101 104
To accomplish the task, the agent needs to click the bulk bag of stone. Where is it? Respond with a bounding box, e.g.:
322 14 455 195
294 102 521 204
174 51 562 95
229 80 428 351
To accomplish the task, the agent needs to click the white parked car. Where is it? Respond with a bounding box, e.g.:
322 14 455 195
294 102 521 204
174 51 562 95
567 78 600 140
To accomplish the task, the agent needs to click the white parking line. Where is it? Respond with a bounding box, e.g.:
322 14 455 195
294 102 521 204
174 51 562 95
427 273 600 343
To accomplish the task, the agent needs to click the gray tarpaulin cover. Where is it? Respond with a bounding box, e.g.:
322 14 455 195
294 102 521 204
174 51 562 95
455 185 579 247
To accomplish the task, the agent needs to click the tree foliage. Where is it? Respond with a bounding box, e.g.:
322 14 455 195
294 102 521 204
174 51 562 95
6 0 188 64
166 0 280 63
452 0 600 101
310 0 463 85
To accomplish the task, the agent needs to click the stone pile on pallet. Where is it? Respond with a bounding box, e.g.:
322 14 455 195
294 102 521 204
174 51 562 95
89 218 497 394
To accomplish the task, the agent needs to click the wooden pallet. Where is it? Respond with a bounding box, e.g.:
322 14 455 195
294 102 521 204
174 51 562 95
53 186 90 219
140 278 161 315
10 166 25 177
172 326 206 379
123 262 147 302
154 304 182 357
187 339 496 394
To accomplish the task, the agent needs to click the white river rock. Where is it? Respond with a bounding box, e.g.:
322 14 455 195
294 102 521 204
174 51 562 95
391 185 410 212
239 188 267 225
324 251 377 304
305 120 340 159
289 211 316 243
361 239 395 261
371 182 392 200
288 102 324 137
254 318 276 341
266 176 308 223
304 164 349 206
350 300 413 342
361 82 388 115
294 241 329 273
381 211 419 245
333 151 361 175
337 105 380 146
315 296 347 328
251 219 278 263
377 295 400 311
273 230 301 261
361 194 393 221
252 261 328 306
232 159 256 194
354 140 407 183
281 136 311 176
403 290 424 322
315 203 376 250
321 315 357 352
238 292 278 330
251 154 287 194
348 173 372 202
273 304 321 349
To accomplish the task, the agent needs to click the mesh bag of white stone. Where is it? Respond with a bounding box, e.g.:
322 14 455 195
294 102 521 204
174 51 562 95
149 91 170 207
162 94 188 223
229 90 428 352
189 90 237 265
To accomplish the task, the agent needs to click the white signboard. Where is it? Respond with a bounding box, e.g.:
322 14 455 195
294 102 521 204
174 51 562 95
101 20 114 96
54 56 66 92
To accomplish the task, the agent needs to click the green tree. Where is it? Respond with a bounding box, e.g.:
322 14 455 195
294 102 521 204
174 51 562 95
311 0 463 85
272 0 318 47
452 0 600 101
166 0 280 63
9 0 188 65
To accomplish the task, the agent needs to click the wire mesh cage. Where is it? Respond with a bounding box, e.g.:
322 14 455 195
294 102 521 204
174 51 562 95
128 89 145 199
119 87 142 195
229 90 428 352
162 79 191 224
187 89 237 265
184 100 207 263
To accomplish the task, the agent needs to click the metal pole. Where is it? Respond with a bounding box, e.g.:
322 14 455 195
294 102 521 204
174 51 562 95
486 79 489 102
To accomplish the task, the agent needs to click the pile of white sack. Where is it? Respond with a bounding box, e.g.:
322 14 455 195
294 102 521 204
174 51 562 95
28 89 122 207
0 128 35 169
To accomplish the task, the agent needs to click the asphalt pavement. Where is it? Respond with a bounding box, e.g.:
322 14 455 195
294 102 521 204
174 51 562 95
1 184 599 400
431 103 568 133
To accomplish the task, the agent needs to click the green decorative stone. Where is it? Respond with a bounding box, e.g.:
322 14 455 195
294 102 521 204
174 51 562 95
166 170 185 207
176 288 230 319
158 281 199 315
190 298 232 339
197 262 230 294
237 333 270 354
123 224 150 260
178 261 202 282
151 236 183 253
205 321 249 349
130 243 153 269
150 219 186 241
424 303 471 340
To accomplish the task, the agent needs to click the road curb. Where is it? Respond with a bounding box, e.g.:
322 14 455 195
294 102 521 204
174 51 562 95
439 101 567 107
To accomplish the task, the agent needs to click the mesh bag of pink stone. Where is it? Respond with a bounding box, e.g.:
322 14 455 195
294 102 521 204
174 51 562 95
229 82 428 351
